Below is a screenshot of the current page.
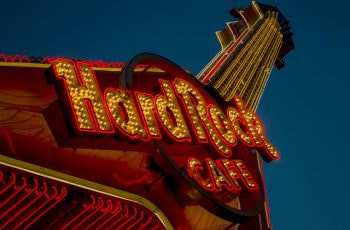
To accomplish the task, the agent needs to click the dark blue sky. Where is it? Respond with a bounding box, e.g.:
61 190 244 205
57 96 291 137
1 0 348 229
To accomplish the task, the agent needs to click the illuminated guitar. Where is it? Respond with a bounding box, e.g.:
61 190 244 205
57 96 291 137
0 1 293 229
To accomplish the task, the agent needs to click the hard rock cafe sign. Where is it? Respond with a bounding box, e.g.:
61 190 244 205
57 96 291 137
46 53 279 222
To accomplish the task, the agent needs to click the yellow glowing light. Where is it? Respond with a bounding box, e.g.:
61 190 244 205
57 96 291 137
136 93 160 137
106 89 147 138
188 158 213 190
206 159 233 190
209 106 236 145
156 80 191 140
53 60 112 132
173 79 231 156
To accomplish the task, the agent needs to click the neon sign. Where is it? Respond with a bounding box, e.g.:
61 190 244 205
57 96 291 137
47 53 279 222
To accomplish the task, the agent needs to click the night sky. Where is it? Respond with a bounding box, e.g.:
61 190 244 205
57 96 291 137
0 0 348 229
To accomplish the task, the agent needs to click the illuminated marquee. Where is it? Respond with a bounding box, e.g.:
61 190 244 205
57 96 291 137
48 53 279 222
